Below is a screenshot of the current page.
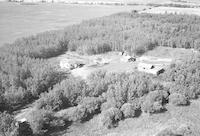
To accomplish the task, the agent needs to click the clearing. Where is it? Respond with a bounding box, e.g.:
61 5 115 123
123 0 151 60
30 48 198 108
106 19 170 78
49 46 197 79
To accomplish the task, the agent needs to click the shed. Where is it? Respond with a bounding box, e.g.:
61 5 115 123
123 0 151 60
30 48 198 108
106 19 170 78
138 62 165 75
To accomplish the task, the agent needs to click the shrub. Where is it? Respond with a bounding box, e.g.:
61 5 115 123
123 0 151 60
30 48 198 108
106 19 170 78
133 46 145 56
156 128 177 136
169 84 197 99
0 112 17 136
55 105 86 122
141 90 167 114
101 101 116 111
156 125 193 136
55 97 104 122
35 89 66 111
176 124 193 136
106 82 129 109
87 70 109 97
78 41 112 55
68 96 104 122
17 121 33 136
35 77 88 111
169 93 188 106
0 94 5 112
100 107 122 129
120 103 136 118
80 97 104 116
27 109 53 135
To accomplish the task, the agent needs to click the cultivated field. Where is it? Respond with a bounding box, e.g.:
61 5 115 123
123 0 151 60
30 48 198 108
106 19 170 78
0 2 144 46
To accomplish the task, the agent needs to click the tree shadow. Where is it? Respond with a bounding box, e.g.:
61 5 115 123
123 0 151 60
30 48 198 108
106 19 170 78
135 109 142 117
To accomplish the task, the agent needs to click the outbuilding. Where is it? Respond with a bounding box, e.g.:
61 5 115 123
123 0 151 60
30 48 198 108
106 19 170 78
138 62 165 75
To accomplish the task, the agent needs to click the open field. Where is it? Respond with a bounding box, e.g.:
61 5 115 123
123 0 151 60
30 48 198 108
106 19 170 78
140 6 200 15
0 2 143 46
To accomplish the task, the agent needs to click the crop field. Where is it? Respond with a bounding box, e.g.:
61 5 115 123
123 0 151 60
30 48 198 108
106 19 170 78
0 2 146 46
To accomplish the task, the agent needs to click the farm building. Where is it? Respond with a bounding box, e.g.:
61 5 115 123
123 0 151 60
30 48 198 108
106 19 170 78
60 59 85 70
60 59 72 69
138 62 165 75
120 55 136 62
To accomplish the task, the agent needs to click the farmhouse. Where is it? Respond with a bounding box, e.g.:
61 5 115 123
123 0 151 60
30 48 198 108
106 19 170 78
138 62 165 75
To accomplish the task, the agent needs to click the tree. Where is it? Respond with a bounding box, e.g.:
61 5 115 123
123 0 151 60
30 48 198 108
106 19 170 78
100 107 122 129
120 103 136 118
141 90 167 114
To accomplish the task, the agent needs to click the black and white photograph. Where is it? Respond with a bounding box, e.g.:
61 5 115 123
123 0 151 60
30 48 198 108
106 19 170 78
0 0 200 136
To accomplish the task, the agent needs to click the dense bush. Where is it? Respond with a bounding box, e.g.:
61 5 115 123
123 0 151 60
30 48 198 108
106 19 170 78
55 97 104 122
169 93 188 106
17 121 33 136
87 70 110 97
102 72 156 111
163 55 200 99
79 97 104 116
35 77 87 111
0 112 17 136
1 31 68 58
27 109 53 135
141 90 168 114
2 13 200 58
100 107 122 129
156 128 177 136
0 54 65 111
57 105 86 122
35 89 66 111
77 41 112 55
156 125 193 136
120 103 136 118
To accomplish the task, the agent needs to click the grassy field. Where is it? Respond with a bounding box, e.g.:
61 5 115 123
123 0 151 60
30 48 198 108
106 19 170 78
0 2 146 46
